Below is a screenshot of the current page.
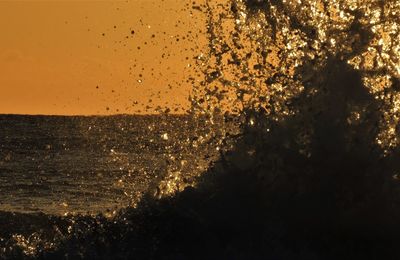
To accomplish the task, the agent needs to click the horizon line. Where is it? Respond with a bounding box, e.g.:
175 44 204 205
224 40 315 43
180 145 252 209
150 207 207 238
0 112 190 117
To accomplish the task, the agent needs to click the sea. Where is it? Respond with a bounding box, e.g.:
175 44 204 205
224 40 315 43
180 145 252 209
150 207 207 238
0 114 218 215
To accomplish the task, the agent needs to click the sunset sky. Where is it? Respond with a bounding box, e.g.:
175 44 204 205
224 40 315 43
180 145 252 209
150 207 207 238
0 0 207 115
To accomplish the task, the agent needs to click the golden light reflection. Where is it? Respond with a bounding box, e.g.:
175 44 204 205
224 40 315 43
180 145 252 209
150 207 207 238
192 0 400 153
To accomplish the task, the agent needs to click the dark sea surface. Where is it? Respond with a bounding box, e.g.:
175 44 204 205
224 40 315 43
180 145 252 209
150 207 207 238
0 114 212 215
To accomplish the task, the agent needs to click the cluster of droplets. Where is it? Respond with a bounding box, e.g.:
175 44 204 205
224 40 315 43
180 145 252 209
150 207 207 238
95 115 232 200
190 0 400 156
0 214 114 259
9 233 53 257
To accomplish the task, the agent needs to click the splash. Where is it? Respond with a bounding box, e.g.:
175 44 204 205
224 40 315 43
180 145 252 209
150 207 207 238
1 0 400 258
191 0 400 155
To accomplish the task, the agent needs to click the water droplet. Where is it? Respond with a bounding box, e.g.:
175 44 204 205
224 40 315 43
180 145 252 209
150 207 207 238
161 133 169 140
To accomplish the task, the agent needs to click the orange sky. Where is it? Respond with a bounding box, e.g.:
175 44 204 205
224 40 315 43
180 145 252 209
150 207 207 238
0 0 207 115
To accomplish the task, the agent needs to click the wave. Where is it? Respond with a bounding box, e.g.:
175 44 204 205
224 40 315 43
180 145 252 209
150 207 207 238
1 0 400 258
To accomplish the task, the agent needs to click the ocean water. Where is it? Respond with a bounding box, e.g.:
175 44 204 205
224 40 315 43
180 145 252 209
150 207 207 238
0 114 218 215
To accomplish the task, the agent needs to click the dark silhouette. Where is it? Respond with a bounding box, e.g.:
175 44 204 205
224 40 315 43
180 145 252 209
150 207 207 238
18 55 397 260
